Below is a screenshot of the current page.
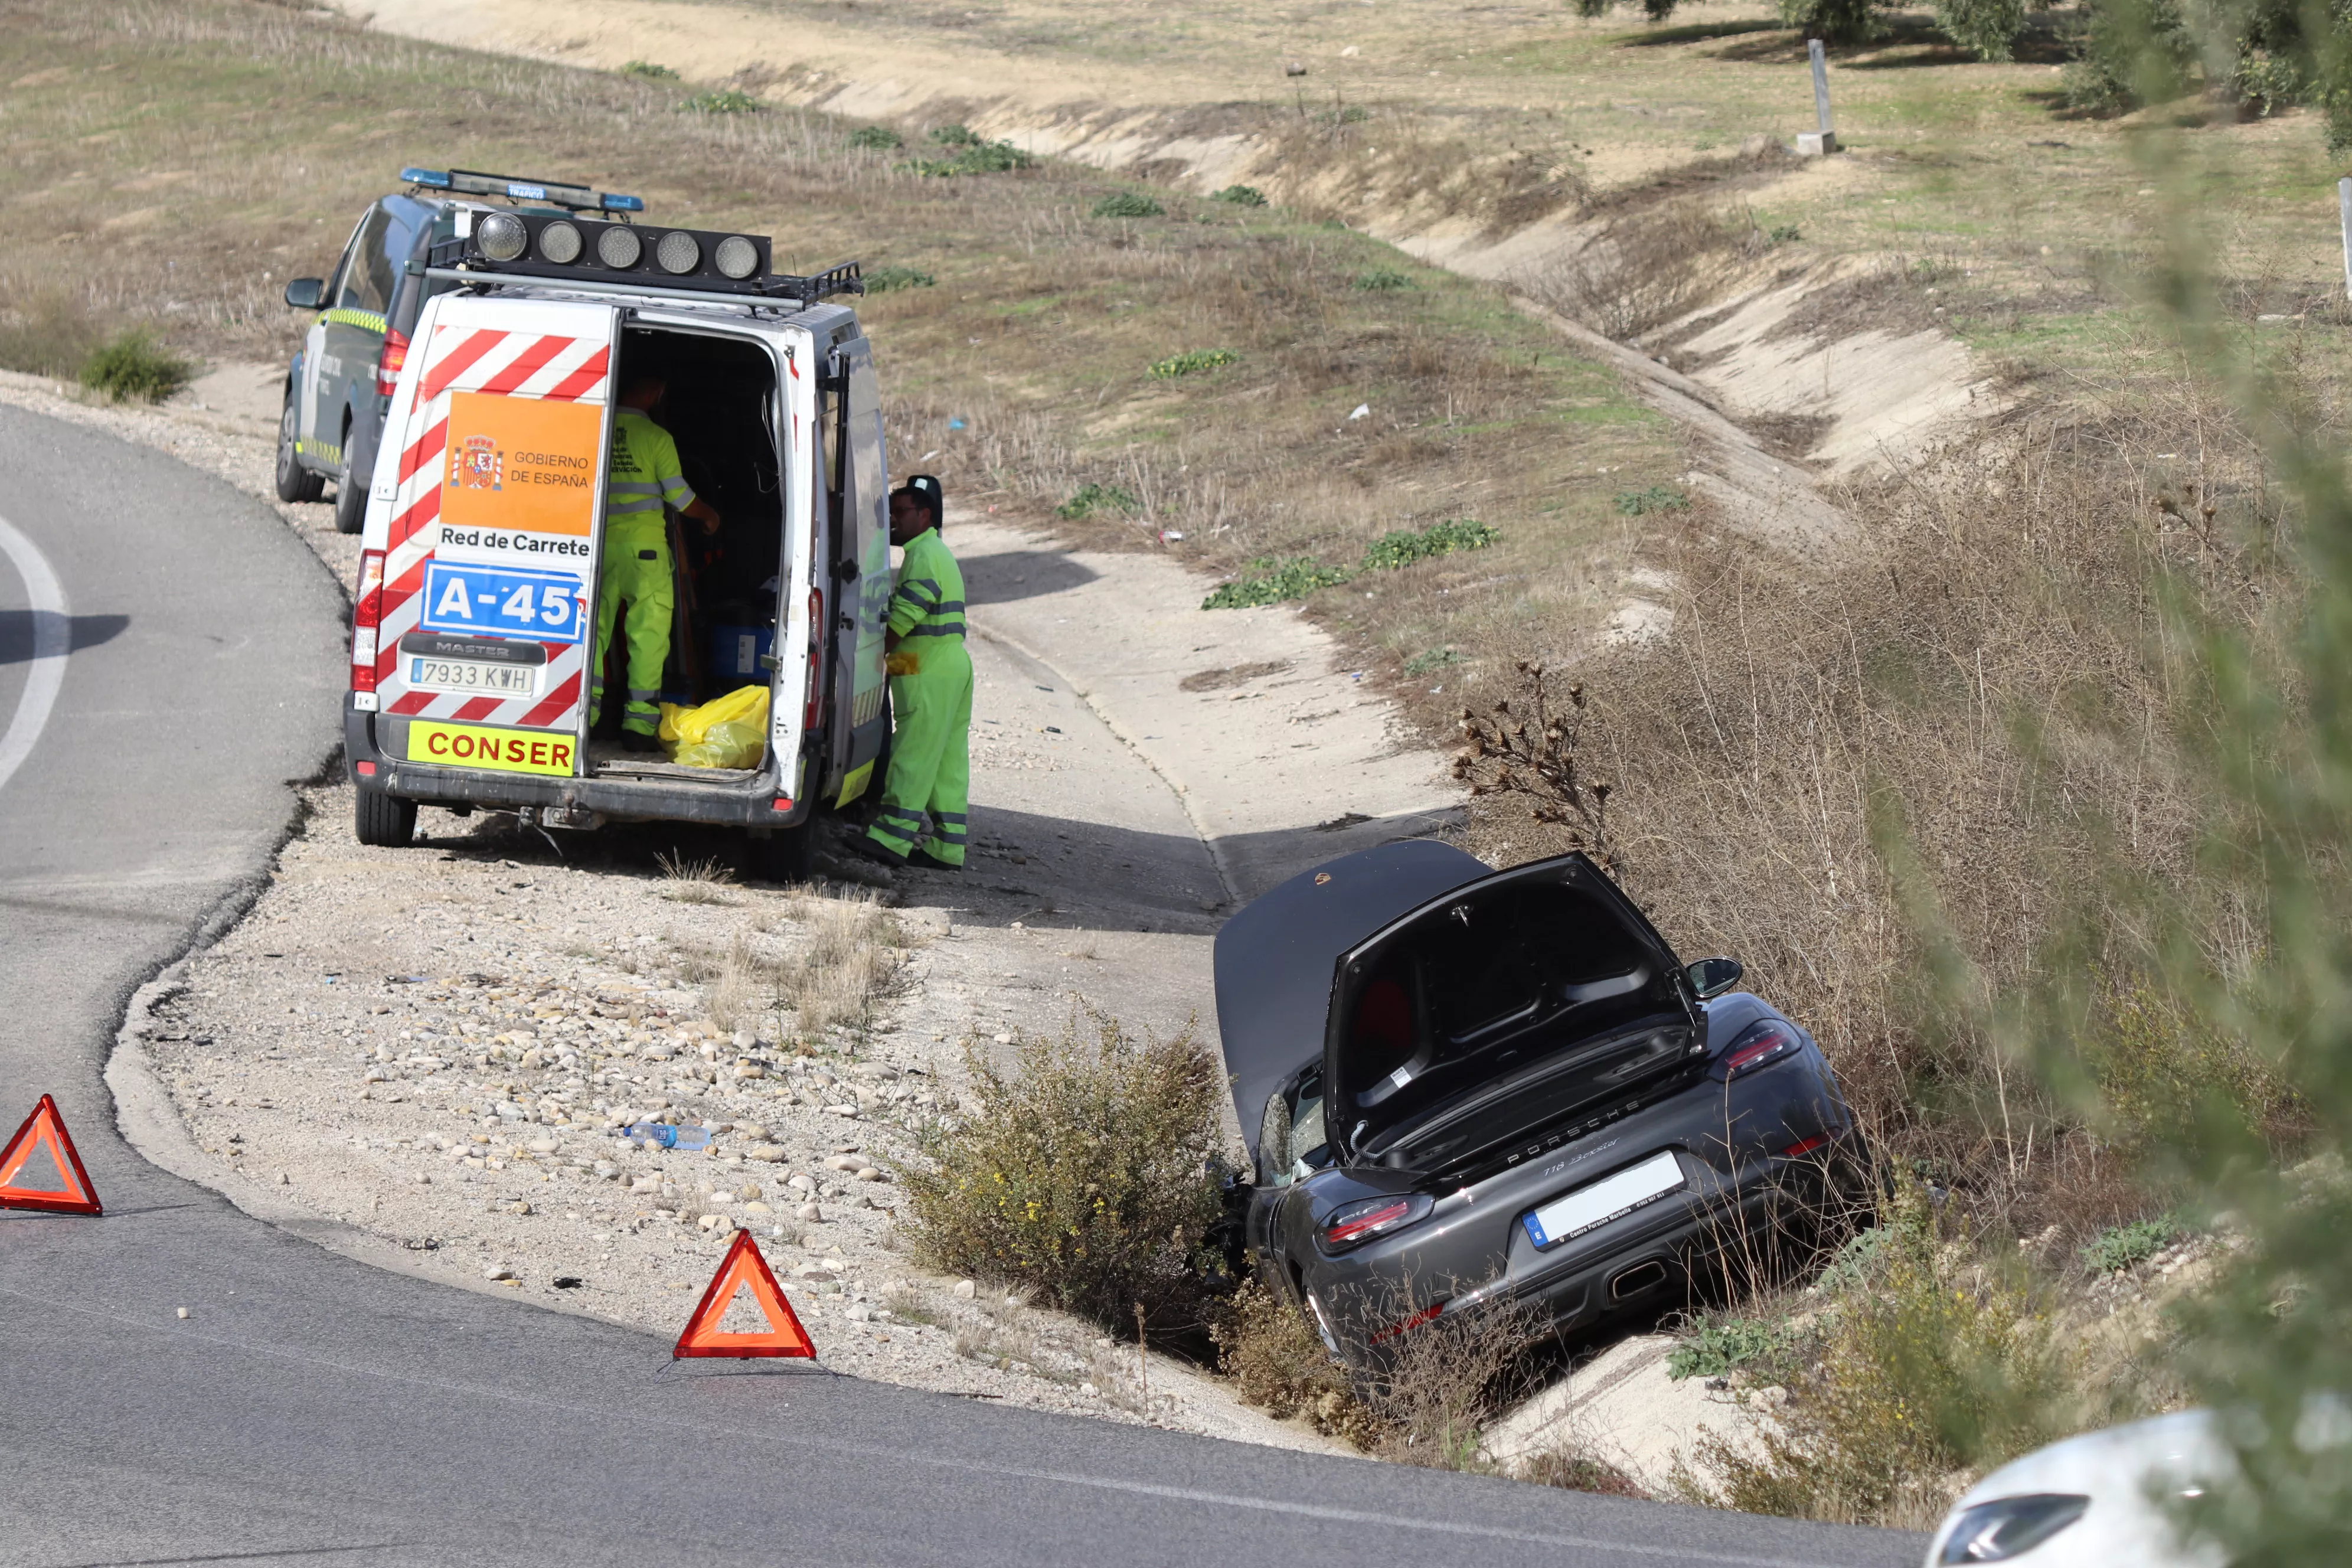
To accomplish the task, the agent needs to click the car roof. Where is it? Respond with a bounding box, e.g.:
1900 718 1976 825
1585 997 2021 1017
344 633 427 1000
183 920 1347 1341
1211 838 1487 1155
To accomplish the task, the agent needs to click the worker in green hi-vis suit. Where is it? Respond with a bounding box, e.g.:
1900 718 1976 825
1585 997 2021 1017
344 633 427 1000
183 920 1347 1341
853 475 970 871
592 375 721 751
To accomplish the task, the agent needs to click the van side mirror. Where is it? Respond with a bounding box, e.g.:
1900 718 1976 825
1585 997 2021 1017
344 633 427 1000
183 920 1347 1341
283 277 326 310
1685 957 1744 1001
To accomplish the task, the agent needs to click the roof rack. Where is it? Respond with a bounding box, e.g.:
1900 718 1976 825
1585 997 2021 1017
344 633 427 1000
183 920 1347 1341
401 166 645 216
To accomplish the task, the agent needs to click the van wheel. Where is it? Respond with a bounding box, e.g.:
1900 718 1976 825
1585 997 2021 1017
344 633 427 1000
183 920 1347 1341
332 432 367 535
355 787 417 848
745 821 814 884
276 389 324 504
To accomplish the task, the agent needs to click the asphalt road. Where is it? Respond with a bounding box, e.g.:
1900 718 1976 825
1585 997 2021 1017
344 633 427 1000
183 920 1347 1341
0 404 1923 1568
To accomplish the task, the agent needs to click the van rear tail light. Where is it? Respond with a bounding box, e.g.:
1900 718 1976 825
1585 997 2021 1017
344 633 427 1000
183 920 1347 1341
1321 1193 1433 1253
802 585 824 730
375 328 410 398
351 550 386 694
1711 1018 1804 1083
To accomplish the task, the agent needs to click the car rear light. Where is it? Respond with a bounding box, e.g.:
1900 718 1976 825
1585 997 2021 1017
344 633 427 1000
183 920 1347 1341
1370 1300 1446 1345
351 550 386 694
1321 1192 1434 1253
375 328 410 398
1711 1018 1804 1083
1779 1131 1834 1159
802 585 825 730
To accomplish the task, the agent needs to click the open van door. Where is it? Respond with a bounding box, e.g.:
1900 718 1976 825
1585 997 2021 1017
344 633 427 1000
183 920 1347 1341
358 295 617 779
825 337 892 805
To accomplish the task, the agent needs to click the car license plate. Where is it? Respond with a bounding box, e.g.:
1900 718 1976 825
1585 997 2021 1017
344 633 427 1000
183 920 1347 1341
1522 1151 1686 1250
407 656 538 697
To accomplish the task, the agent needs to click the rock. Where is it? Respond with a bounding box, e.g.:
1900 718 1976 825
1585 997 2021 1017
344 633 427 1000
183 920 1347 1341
1080 1382 1099 1397
744 1201 770 1213
744 1144 787 1163
593 1161 620 1180
485 1265 515 1281
845 1304 873 1322
412 1174 432 1185
526 1135 559 1154
177 1306 191 1319
854 1167 883 1182
954 1279 976 1299
796 1203 822 1222
824 1104 859 1118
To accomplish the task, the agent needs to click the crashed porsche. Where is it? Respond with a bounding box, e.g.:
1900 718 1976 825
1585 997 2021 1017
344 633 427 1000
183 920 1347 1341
1213 841 1866 1368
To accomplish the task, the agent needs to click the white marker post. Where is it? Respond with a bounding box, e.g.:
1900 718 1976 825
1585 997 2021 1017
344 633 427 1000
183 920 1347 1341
1798 38 1838 156
2339 177 2352 300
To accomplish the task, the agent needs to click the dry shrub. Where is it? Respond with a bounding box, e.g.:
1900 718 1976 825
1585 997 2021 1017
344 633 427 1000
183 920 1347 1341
1520 1446 1648 1498
776 889 899 1041
1361 1293 1554 1471
900 1012 1229 1334
1677 1180 2083 1528
1211 1280 1381 1446
1527 200 1760 339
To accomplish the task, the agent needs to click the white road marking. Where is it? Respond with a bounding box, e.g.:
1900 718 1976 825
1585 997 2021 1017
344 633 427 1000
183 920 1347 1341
0 511 68 795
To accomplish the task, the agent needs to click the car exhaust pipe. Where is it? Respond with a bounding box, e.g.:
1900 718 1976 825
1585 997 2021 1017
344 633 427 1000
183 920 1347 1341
1608 1259 1670 1301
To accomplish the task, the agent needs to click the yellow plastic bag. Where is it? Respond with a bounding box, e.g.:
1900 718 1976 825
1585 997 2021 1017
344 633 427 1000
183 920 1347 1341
884 649 920 677
656 684 770 770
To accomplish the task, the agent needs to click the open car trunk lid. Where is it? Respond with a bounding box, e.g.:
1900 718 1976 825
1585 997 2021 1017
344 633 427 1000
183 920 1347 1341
1323 851 1704 1172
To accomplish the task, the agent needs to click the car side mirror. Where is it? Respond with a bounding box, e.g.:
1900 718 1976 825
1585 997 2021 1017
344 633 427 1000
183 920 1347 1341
283 277 326 310
1685 956 1744 1001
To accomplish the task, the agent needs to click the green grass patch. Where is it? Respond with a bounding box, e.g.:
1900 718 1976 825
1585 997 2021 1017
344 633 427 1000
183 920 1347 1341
1363 517 1498 570
862 264 935 293
929 123 982 145
1054 482 1141 518
1091 191 1164 218
1668 1315 1798 1381
80 332 191 403
682 89 762 113
1403 647 1462 676
1149 348 1238 379
1203 556 1354 609
619 60 677 79
1614 484 1690 515
901 139 1034 177
1211 184 1268 206
848 124 903 150
1353 267 1415 291
2080 1216 2183 1274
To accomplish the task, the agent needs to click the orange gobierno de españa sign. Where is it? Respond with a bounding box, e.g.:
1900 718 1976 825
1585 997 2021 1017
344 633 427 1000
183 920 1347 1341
442 390 603 538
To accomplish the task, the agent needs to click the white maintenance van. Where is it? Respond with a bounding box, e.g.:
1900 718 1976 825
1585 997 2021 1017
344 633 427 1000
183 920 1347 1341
340 197 893 879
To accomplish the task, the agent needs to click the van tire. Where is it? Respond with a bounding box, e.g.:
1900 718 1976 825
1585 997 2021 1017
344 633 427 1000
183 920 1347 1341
332 434 367 535
276 389 324 504
355 787 417 848
745 821 814 884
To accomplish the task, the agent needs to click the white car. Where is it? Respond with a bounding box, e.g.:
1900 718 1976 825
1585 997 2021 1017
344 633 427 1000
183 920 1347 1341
1925 1410 2230 1565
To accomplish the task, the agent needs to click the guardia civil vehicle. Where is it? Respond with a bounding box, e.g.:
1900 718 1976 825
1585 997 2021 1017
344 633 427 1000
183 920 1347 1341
333 168 893 880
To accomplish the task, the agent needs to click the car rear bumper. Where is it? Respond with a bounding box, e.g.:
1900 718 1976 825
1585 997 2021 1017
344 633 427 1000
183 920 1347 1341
343 695 811 828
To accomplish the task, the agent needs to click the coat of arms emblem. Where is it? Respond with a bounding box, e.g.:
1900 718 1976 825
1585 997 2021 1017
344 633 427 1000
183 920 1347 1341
452 433 503 491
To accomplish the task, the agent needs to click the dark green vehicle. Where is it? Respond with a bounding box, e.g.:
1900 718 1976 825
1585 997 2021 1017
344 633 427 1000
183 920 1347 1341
276 168 645 533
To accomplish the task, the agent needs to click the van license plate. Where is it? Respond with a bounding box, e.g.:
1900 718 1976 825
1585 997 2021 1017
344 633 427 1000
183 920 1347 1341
1522 1151 1686 1250
408 656 538 697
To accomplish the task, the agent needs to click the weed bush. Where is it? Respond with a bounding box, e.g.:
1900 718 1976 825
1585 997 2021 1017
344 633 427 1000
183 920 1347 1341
1403 647 1461 677
1212 1280 1379 1444
619 60 676 79
929 123 981 145
1148 348 1238 379
862 264 935 293
1054 482 1140 519
1362 517 1498 570
2080 1215 2181 1274
1201 556 1354 609
682 89 761 113
899 1013 1229 1334
1090 191 1164 219
1930 0 2026 59
79 332 190 403
901 139 1034 177
848 124 903 150
1768 223 1802 244
1211 184 1267 206
1667 1315 1798 1381
1612 485 1688 517
1354 267 1414 291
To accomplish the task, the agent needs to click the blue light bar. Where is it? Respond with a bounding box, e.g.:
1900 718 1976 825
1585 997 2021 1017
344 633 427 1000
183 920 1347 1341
401 166 454 189
601 192 645 213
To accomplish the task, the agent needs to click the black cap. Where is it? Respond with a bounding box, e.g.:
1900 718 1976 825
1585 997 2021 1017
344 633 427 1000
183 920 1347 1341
894 473 943 531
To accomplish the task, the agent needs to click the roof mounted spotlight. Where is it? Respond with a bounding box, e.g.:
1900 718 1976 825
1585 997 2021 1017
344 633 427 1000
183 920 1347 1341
476 211 528 262
654 231 701 275
714 236 760 280
427 210 862 304
537 220 584 264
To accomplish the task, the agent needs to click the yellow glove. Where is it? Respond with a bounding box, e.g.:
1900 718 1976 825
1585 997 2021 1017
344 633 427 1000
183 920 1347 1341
885 649 920 677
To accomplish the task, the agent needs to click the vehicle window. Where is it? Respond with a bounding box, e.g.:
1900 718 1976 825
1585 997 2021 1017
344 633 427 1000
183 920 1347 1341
338 205 397 316
1285 1073 1330 1182
1344 880 1675 1124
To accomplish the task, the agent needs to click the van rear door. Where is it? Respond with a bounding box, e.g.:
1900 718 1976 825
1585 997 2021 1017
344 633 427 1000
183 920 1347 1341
827 337 891 804
361 294 616 780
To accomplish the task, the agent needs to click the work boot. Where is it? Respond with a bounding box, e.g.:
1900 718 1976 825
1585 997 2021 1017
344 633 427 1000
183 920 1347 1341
909 848 963 873
848 834 909 869
622 729 662 754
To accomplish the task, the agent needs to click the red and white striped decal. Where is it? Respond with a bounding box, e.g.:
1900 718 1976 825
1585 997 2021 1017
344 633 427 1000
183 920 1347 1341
373 311 612 731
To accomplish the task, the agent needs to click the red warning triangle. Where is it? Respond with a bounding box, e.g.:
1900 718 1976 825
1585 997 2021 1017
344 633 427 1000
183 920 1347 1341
674 1229 814 1359
0 1095 102 1216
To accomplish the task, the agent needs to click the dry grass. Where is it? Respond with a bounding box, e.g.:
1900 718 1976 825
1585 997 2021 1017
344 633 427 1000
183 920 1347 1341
654 850 737 904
